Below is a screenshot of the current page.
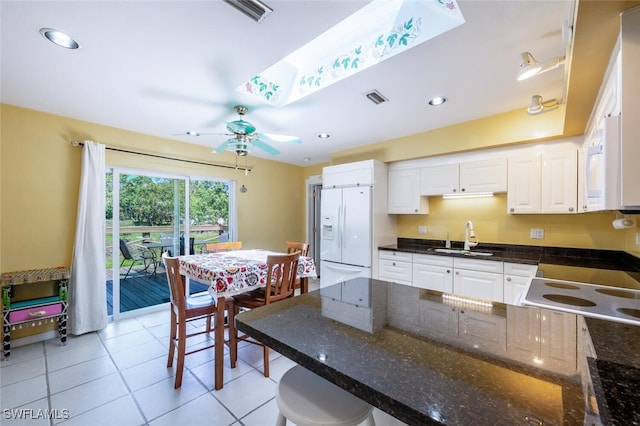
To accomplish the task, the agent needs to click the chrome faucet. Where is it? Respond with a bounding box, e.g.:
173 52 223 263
464 220 479 250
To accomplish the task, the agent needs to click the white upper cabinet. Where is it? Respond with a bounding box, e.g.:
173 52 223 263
541 150 578 214
387 168 429 214
507 154 541 214
508 150 577 214
420 158 507 196
322 160 375 188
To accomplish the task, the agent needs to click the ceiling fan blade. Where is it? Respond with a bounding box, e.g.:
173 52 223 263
252 139 280 155
256 133 302 144
213 140 232 153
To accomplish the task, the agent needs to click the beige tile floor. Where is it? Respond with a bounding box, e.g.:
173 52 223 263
1 285 406 426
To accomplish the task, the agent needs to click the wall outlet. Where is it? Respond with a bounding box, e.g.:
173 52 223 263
418 226 427 234
530 228 544 239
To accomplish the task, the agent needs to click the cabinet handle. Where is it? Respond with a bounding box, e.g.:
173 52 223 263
509 208 515 213
461 188 466 192
446 269 451 274
506 277 512 282
414 209 418 212
455 271 460 275
392 262 396 266
569 207 574 212
452 188 457 193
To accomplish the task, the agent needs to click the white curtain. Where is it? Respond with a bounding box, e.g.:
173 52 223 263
69 141 107 335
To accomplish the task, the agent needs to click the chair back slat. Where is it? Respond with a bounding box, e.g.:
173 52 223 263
265 252 300 304
206 241 243 253
286 241 309 257
120 239 135 260
163 253 186 310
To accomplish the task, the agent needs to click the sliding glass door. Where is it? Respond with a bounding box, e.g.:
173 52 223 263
106 169 235 319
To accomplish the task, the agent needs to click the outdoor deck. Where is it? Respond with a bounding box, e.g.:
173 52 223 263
106 266 208 315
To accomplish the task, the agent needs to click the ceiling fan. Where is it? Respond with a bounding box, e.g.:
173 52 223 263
211 105 301 156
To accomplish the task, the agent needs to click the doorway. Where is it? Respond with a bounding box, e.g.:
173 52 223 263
306 175 322 275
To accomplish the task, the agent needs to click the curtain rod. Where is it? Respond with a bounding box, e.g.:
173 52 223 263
70 141 252 172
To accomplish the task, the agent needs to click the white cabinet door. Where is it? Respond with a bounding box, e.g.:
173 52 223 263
453 268 503 302
541 150 577 214
413 263 453 293
507 153 541 213
460 158 507 193
503 274 531 305
387 169 428 214
420 164 459 195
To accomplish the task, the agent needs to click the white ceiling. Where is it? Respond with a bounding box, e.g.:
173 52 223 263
1 0 573 167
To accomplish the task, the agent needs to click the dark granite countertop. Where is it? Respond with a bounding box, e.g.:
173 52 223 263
236 278 640 425
380 238 640 279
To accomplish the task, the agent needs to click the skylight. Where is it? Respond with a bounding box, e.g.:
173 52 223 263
237 0 465 107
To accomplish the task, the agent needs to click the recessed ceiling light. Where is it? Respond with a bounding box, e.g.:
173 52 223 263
428 96 447 106
303 157 311 163
39 28 80 49
186 131 200 136
317 133 330 139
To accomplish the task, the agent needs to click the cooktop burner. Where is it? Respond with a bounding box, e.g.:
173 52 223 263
542 294 597 307
523 277 640 326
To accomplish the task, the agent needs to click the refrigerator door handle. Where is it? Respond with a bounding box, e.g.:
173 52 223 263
342 203 347 249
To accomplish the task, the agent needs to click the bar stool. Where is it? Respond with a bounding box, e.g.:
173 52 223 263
276 365 375 426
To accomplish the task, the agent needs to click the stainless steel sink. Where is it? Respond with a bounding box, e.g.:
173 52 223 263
433 248 493 256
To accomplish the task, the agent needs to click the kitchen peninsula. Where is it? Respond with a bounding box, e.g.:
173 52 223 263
235 277 640 425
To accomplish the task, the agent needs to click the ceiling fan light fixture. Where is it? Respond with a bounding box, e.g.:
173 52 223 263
39 28 80 49
224 0 273 23
517 51 565 81
317 133 330 139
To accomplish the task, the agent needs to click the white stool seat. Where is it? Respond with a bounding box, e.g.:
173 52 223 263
276 365 375 426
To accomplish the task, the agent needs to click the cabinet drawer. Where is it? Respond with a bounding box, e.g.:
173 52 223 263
9 303 62 322
378 250 413 262
413 253 453 267
504 262 537 277
378 259 412 284
453 258 503 273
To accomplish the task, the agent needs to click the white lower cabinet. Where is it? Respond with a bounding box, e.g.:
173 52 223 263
503 262 538 305
378 250 412 285
453 258 503 302
412 254 453 293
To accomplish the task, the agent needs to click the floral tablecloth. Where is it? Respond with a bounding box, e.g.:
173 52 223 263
178 249 317 298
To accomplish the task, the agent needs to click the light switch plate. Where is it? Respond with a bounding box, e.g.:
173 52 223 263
530 228 544 239
418 226 427 234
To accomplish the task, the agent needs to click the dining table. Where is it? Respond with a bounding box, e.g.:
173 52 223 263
178 249 317 390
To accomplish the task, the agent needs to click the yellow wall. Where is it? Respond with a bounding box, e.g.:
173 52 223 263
0 104 306 273
397 194 635 251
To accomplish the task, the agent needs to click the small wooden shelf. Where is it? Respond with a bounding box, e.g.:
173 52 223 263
1 267 69 359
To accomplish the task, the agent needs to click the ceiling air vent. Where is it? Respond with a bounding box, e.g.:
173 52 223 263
224 0 273 23
364 90 388 105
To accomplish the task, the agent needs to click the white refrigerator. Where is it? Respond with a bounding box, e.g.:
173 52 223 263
320 186 372 287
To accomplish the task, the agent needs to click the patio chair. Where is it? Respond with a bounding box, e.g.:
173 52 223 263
119 239 157 279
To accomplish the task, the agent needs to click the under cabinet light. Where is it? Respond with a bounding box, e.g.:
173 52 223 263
442 192 494 199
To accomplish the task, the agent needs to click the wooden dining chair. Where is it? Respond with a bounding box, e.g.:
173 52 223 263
206 241 243 253
231 251 300 377
286 241 310 257
286 241 309 293
162 253 234 388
